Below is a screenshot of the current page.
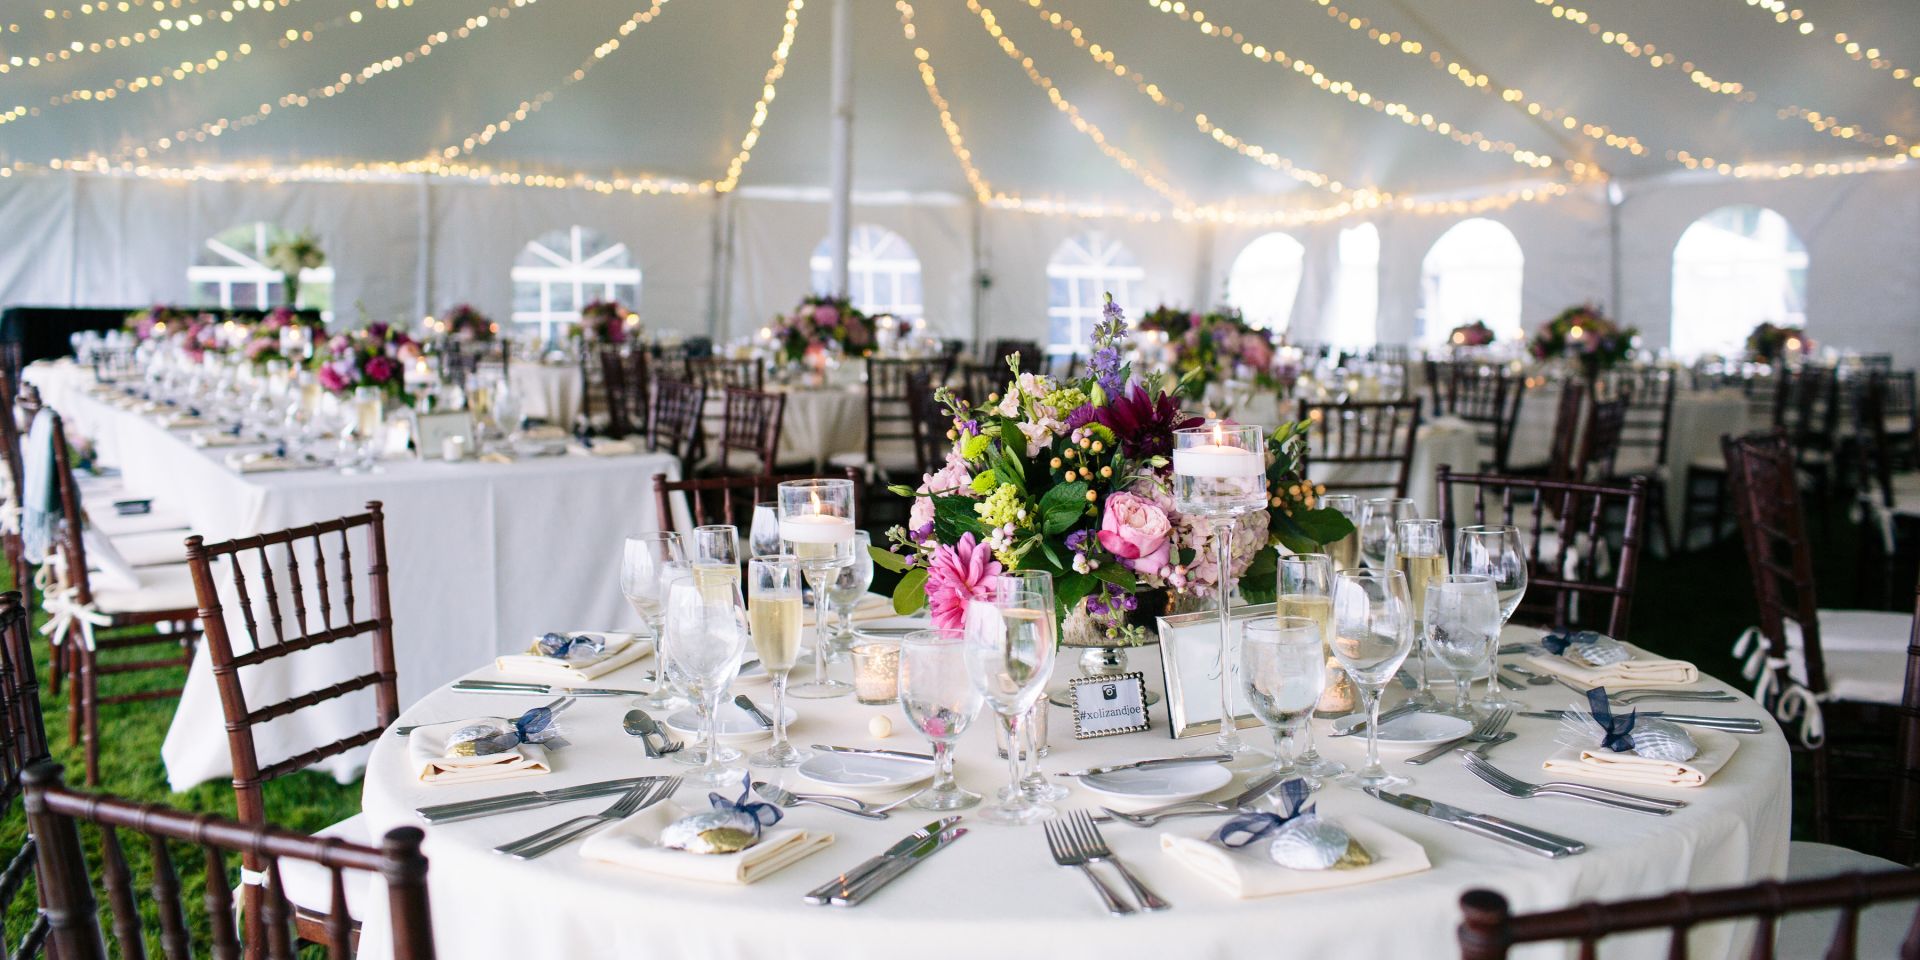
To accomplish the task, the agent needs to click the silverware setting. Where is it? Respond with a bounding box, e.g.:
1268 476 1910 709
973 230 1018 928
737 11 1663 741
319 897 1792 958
494 776 682 860
752 781 890 820
1516 709 1764 734
1460 753 1684 816
1045 814 1134 915
803 817 960 905
1552 677 1737 705
1330 700 1423 738
1096 772 1284 828
1405 708 1514 766
809 744 935 763
414 776 660 824
1060 754 1232 778
623 709 683 759
1494 671 1525 691
735 694 775 729
1367 788 1586 858
452 678 655 697
824 822 968 906
1502 664 1555 686
393 696 576 737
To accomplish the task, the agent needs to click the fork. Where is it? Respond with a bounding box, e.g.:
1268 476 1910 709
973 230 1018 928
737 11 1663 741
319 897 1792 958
1460 753 1685 815
1553 677 1736 705
1067 810 1169 911
393 696 575 737
495 777 681 859
1044 818 1133 915
1406 708 1513 765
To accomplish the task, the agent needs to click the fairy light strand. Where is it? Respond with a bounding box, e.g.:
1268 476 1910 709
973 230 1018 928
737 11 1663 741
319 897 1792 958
894 0 994 203
713 0 803 193
1735 0 1919 90
0 0 308 76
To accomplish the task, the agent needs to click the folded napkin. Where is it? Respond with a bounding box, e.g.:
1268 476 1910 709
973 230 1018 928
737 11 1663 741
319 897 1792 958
493 631 649 682
226 451 292 474
813 594 896 627
1158 817 1429 898
585 438 639 456
1542 724 1738 788
579 802 833 885
478 451 515 464
1523 642 1699 687
521 425 569 442
408 720 552 785
191 430 254 449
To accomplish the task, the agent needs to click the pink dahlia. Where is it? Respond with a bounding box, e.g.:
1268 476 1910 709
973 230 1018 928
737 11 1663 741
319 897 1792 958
924 533 1002 634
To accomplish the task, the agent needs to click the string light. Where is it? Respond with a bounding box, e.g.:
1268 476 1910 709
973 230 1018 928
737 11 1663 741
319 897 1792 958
1736 0 1920 89
1143 0 1564 175
0 0 306 76
438 0 672 160
713 0 803 193
36 0 207 19
894 1 994 203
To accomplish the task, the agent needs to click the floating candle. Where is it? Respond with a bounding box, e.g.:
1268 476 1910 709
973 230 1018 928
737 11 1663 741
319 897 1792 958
778 513 854 543
1172 443 1263 478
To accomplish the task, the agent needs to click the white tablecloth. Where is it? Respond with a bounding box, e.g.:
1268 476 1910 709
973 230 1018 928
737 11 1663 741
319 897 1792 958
766 386 867 471
356 622 1789 960
509 362 581 429
23 361 681 791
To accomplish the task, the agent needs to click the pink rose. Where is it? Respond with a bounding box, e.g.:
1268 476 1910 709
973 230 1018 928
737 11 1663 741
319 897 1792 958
1097 492 1173 577
1240 333 1273 370
316 362 347 393
814 305 839 328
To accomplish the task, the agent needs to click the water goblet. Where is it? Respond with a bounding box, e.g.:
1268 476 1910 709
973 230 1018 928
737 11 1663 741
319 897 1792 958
1424 575 1500 718
1358 497 1416 571
661 577 750 786
899 629 984 810
822 530 874 658
1240 616 1328 783
1455 524 1529 712
1276 553 1344 777
621 533 686 711
1331 569 1415 790
963 573 1058 825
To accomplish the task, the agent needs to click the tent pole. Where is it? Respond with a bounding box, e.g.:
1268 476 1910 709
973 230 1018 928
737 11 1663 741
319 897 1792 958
826 0 854 298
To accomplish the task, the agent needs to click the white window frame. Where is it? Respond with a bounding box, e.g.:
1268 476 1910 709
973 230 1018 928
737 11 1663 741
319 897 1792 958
1226 231 1307 333
1670 205 1808 360
1332 222 1380 350
1418 218 1525 345
1047 232 1144 354
810 224 924 320
511 225 642 340
187 222 334 320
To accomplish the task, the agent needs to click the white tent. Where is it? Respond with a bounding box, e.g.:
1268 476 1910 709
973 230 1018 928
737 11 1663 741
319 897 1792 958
0 0 1915 359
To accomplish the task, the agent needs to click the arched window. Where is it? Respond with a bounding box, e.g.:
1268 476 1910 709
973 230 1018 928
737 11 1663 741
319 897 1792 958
1226 232 1305 332
810 224 924 320
511 226 641 338
188 222 334 320
1046 231 1144 352
1671 205 1807 359
1419 218 1523 344
1332 222 1380 349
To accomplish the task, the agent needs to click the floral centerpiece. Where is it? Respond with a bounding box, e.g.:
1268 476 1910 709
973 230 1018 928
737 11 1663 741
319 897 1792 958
873 296 1352 645
1744 322 1810 365
1529 305 1637 376
265 230 325 306
1449 320 1496 347
577 300 632 344
239 307 324 368
1137 305 1278 402
317 322 420 401
440 303 496 342
124 305 197 342
768 294 872 365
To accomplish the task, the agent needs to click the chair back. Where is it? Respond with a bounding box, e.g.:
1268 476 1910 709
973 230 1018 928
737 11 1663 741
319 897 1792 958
1436 467 1649 638
595 345 636 438
652 469 865 536
1 371 28 594
863 358 945 474
955 361 1003 409
46 411 100 606
986 339 1039 370
647 378 706 465
442 339 508 383
1455 871 1920 960
1427 362 1526 471
1295 399 1422 499
1776 367 1841 456
688 356 766 393
1853 374 1896 507
1543 384 1586 484
717 387 787 475
1607 366 1677 472
1576 388 1633 482
1722 430 1827 697
1894 580 1920 867
907 371 952 478
0 592 50 957
23 761 437 960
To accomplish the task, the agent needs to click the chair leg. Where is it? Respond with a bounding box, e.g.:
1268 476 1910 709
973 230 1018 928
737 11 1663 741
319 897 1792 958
64 642 80 749
77 645 101 786
1811 744 1832 845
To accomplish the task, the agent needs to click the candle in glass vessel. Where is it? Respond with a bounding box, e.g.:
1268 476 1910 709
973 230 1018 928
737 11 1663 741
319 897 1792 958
1171 442 1264 477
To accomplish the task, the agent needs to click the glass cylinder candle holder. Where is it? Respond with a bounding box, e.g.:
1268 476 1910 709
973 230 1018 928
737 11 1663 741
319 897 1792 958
777 478 857 699
1172 422 1269 517
851 635 901 705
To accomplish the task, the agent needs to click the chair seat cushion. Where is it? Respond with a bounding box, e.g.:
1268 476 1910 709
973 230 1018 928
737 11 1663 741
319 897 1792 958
1779 841 1912 959
86 505 190 538
100 529 192 568
86 562 199 616
1782 609 1912 706
278 813 372 922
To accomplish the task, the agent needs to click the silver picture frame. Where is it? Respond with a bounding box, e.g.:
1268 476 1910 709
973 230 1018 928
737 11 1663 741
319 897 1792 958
1155 602 1274 740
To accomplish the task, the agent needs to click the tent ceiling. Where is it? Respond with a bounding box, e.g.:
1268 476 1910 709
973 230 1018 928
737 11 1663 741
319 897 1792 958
4 0 1918 210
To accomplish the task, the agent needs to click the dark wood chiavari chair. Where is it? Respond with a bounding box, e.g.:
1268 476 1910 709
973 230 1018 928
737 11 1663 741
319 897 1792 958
1576 388 1633 483
1295 399 1422 500
0 363 30 599
906 371 952 479
647 378 706 466
715 387 786 476
24 760 438 960
840 357 944 481
594 344 637 439
46 410 200 786
1369 344 1411 364
1436 466 1649 639
954 360 1003 409
182 502 400 952
1609 367 1678 475
441 338 508 385
687 355 766 393
1426 361 1527 472
651 469 865 535
1777 367 1843 489
1539 382 1586 483
1894 578 1920 866
0 591 52 957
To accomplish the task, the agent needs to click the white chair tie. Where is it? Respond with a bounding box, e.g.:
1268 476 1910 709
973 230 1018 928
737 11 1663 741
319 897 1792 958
35 566 109 652
1733 626 1826 748
0 502 20 537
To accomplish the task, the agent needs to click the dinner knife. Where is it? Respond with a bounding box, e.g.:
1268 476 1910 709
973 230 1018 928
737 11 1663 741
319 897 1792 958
1061 754 1233 778
1329 700 1423 738
734 695 775 729
452 679 652 697
1517 710 1764 733
1366 788 1586 858
830 826 968 906
415 776 659 824
801 817 961 905
809 744 935 763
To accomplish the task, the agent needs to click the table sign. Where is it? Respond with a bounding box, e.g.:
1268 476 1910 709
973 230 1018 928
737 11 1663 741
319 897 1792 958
1069 672 1149 738
1157 602 1271 740
410 410 474 461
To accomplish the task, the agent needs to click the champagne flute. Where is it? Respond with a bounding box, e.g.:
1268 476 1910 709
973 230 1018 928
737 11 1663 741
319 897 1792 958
1358 497 1416 570
1276 553 1344 777
692 524 743 596
1454 524 1529 711
778 480 856 699
1395 518 1447 708
1321 494 1361 572
963 573 1058 825
621 533 686 711
1241 616 1328 782
1425 575 1499 718
899 629 984 810
746 555 807 767
823 530 874 658
662 577 749 786
1331 569 1415 789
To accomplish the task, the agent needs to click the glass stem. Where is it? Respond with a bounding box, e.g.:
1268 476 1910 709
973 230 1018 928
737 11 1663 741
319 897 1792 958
1455 668 1473 715
813 587 832 685
1362 687 1384 772
931 739 955 794
1212 519 1240 751
1001 713 1026 807
703 688 722 774
770 669 791 751
1296 713 1318 761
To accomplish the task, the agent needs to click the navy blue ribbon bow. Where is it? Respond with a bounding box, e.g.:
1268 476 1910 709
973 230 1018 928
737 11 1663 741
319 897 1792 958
535 632 607 662
1586 687 1638 753
712 774 784 830
1212 778 1314 849
511 706 556 744
1541 630 1605 656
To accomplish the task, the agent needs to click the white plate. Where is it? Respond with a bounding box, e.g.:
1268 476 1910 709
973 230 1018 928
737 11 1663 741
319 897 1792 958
1371 712 1473 748
663 702 796 745
795 752 932 794
1077 763 1234 805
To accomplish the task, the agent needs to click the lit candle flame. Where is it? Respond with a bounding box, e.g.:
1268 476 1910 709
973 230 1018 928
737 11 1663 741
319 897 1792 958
1212 421 1225 446
809 489 823 514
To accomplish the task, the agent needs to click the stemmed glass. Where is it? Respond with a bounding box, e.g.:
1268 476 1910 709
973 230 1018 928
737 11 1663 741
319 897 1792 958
899 629 984 810
1331 569 1416 790
691 524 743 595
1455 524 1529 712
823 530 874 658
492 382 524 447
1358 497 1416 571
661 577 750 786
1321 494 1362 572
778 479 856 699
746 555 807 767
1276 553 1344 777
748 502 782 559
1240 616 1328 782
1171 421 1270 757
963 572 1058 825
1424 575 1500 718
341 386 385 474
1395 518 1448 707
621 533 686 711
993 570 1066 804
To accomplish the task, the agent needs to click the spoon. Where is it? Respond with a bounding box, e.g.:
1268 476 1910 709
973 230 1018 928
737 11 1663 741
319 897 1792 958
751 781 890 820
623 709 663 759
1503 665 1554 686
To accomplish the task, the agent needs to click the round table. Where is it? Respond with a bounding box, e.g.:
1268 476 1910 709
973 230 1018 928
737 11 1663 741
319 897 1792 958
356 622 1789 960
510 362 582 428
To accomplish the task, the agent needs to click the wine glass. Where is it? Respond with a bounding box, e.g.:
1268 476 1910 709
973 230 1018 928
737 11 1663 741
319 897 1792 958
1425 575 1500 718
963 573 1058 825
1240 616 1327 782
691 524 743 595
1395 518 1447 707
1358 497 1416 570
621 533 686 711
899 629 984 810
1321 494 1361 572
493 382 524 446
661 577 749 786
1331 569 1415 790
342 386 385 474
823 530 874 658
991 570 1066 804
1276 553 1344 777
748 502 782 559
746 555 807 767
778 479 856 699
1455 524 1529 711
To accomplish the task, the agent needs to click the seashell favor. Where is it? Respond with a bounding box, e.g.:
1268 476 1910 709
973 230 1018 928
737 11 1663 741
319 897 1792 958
1627 718 1698 763
1561 634 1630 668
1267 815 1374 871
444 721 516 758
660 808 764 856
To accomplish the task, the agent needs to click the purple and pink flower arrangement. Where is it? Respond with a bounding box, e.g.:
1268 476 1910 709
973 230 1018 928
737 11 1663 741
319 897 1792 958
441 303 497 342
317 322 419 400
1448 320 1496 347
768 294 873 365
1137 305 1281 402
1528 304 1637 374
577 301 632 344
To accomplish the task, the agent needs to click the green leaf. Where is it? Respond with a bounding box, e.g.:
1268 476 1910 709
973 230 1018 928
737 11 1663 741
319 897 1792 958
932 495 986 542
1290 506 1357 547
869 544 908 574
1238 548 1278 605
891 567 929 615
1039 537 1065 570
1055 572 1097 615
1092 563 1137 591
1037 481 1090 534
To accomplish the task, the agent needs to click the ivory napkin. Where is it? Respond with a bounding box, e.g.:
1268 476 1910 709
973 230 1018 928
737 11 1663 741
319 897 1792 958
570 438 639 457
226 452 292 474
156 412 209 429
408 721 552 785
1523 641 1699 687
191 430 254 449
814 594 896 627
1158 818 1430 898
493 631 649 683
1541 725 1738 788
579 802 833 885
